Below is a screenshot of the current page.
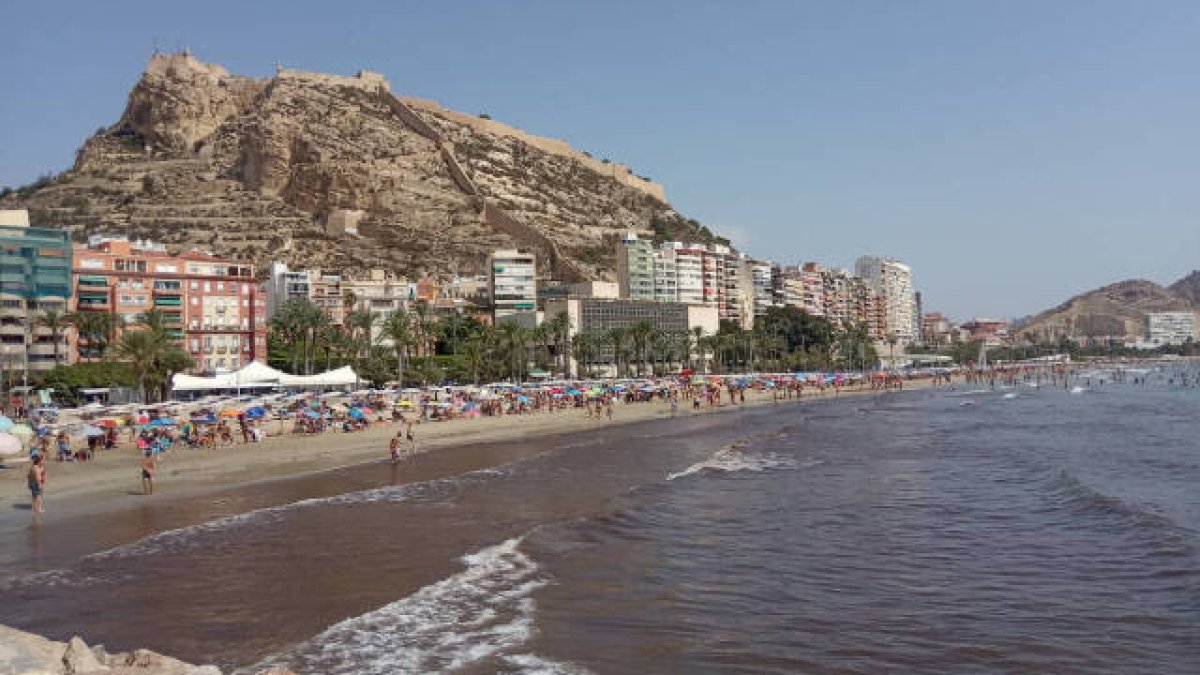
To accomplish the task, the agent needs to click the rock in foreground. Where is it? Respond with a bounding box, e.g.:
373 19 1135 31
0 624 266 675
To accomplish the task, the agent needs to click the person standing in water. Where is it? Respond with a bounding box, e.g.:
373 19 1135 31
28 455 45 514
389 432 403 464
141 453 157 495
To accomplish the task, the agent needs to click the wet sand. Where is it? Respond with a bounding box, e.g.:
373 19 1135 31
0 385 923 581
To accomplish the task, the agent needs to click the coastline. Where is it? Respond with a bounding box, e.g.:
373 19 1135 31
0 383 921 562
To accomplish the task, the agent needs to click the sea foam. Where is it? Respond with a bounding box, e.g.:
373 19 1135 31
247 537 582 674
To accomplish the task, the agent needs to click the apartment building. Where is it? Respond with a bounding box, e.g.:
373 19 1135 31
855 256 917 342
72 236 267 372
615 233 656 301
265 261 346 323
490 249 537 320
0 210 72 374
1147 312 1197 346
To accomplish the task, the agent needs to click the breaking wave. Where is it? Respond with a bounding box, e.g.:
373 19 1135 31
247 537 584 674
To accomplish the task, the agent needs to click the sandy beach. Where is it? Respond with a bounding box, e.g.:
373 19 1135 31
0 383 919 547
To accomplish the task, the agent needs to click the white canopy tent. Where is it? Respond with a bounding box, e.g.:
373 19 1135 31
172 363 359 393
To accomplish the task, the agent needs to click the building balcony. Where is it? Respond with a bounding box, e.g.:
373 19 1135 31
152 284 183 296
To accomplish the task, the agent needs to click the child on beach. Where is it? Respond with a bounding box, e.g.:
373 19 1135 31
28 455 45 514
141 453 157 496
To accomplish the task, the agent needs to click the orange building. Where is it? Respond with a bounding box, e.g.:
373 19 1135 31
72 237 267 372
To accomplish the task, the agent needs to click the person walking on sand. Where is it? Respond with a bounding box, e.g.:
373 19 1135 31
141 453 157 496
28 455 45 514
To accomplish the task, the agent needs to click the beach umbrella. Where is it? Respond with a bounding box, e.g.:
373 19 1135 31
348 408 365 420
76 425 105 437
0 416 13 432
95 419 118 428
0 433 21 457
219 409 242 418
191 413 217 424
303 410 320 419
244 406 266 420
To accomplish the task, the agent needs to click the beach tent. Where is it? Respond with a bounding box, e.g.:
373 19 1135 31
172 363 359 393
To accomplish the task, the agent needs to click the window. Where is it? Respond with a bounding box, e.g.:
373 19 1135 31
203 282 211 292
79 259 104 269
190 297 199 306
190 339 199 351
216 282 224 292
229 282 237 293
190 281 198 290
155 264 178 273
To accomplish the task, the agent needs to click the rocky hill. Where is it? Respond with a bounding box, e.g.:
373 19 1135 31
0 52 720 282
1168 270 1200 306
1017 278 1196 343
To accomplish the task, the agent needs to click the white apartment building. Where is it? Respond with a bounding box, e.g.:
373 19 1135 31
855 256 917 342
671 244 706 306
652 247 678 303
615 233 656 301
751 263 777 318
490 249 537 320
1147 312 1198 346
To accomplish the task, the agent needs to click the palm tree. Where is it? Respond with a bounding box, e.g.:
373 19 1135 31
531 323 553 371
462 337 486 384
497 320 528 381
270 298 314 373
605 326 630 377
628 320 655 377
70 311 122 360
412 301 432 357
690 326 706 372
543 312 571 376
33 306 70 365
380 310 414 386
112 313 193 402
439 311 472 356
345 310 378 364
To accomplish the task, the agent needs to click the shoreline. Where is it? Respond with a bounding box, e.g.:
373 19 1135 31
0 383 927 572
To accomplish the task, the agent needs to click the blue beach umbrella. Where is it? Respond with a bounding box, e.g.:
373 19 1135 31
0 416 13 432
348 408 365 420
244 406 266 420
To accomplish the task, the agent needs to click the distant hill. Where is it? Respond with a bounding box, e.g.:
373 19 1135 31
0 52 724 282
1017 278 1196 343
1168 270 1200 306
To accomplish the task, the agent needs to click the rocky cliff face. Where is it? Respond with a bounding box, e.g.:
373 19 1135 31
1017 279 1196 342
1168 270 1200 306
1 53 708 281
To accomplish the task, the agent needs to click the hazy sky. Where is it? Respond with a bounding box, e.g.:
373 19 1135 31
2 1 1198 320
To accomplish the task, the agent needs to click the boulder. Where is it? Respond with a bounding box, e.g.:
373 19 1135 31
62 636 108 673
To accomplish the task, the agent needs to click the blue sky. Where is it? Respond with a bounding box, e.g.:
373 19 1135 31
2 0 1198 320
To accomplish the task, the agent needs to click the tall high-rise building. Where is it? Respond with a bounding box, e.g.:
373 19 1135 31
489 249 537 320
854 256 917 342
652 247 678 303
0 210 73 374
615 233 656 301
